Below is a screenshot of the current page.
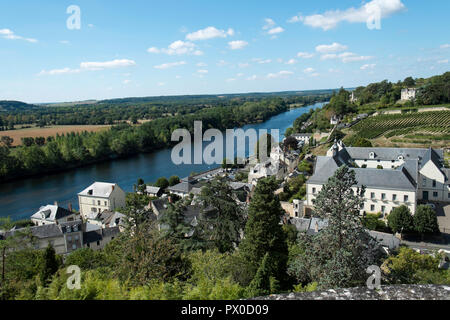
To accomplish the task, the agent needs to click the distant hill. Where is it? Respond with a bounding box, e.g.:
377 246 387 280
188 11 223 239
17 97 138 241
0 100 39 112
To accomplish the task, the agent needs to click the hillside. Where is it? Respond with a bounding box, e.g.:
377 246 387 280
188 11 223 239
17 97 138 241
0 100 39 112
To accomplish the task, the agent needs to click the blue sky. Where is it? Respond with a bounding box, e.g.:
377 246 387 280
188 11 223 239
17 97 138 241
0 0 449 103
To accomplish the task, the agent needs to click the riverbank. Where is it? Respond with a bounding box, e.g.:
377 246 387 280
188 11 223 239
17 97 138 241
0 102 326 220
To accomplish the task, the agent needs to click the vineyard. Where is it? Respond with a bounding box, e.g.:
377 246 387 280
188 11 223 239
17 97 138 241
351 111 450 139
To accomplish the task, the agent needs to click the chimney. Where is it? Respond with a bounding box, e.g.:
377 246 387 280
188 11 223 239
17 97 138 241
68 203 72 212
315 222 319 233
112 185 115 192
54 201 58 207
168 196 172 204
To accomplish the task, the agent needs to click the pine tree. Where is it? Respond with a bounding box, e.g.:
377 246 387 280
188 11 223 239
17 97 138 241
288 165 382 289
40 243 59 286
197 178 246 253
239 177 288 287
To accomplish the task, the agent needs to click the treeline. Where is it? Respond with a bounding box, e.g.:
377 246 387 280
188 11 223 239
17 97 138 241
0 93 330 129
352 71 450 108
0 96 327 182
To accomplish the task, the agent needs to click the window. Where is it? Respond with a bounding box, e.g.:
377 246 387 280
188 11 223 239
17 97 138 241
448 193 450 199
393 194 397 201
423 178 426 187
92 199 95 205
381 193 386 200
74 235 79 241
404 195 409 202
72 244 77 250
312 187 316 194
98 200 101 205
371 192 375 199
97 241 100 246
67 236 72 241
92 207 97 213
73 225 78 232
432 180 436 188
370 205 375 211
381 206 386 213
433 192 438 198
104 201 107 206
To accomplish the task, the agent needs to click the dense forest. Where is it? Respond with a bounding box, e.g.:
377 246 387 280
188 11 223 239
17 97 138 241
0 91 332 129
0 95 330 182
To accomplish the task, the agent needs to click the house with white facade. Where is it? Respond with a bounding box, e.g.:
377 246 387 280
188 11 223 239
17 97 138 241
306 141 449 216
401 88 417 101
291 133 312 145
31 204 78 226
78 182 126 220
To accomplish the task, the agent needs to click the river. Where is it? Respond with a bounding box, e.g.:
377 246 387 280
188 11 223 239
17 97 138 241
0 102 325 220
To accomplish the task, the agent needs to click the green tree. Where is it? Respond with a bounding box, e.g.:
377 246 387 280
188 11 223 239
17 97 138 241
196 178 246 253
239 177 288 287
40 243 59 286
387 205 414 238
155 177 169 189
168 176 180 186
288 166 381 289
414 205 439 240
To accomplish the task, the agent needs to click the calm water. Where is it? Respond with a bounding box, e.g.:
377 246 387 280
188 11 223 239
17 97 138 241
0 102 325 220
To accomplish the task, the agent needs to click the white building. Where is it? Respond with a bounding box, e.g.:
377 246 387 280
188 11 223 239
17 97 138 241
401 88 417 101
248 145 288 184
350 91 358 103
291 133 312 145
31 204 77 226
306 141 450 216
78 182 126 220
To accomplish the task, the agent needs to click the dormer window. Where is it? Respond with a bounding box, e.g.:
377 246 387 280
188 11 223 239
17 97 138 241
369 152 375 159
398 155 404 161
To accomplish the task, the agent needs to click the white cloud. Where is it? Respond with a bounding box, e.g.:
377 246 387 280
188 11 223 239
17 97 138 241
246 75 257 81
267 70 293 79
226 78 236 82
311 73 320 77
123 79 131 84
197 69 208 74
60 40 71 45
186 26 234 41
262 18 276 30
286 59 297 65
157 82 166 86
0 28 37 43
304 67 315 73
316 42 348 53
147 40 203 56
437 59 448 64
38 68 81 76
228 40 248 50
196 62 207 67
297 52 314 58
154 61 187 69
175 75 182 79
360 63 376 70
440 44 450 49
217 60 227 67
147 47 160 53
236 73 245 77
288 14 303 23
252 58 271 64
80 59 136 70
39 59 136 76
238 62 250 68
320 51 374 63
298 0 406 31
267 27 285 35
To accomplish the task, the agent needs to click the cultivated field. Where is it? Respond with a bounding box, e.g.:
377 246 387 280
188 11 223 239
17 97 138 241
0 125 111 146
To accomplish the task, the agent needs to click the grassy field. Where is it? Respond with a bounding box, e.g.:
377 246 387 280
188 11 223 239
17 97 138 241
0 125 111 146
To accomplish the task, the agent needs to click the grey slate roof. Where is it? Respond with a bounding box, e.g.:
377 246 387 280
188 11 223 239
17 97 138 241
83 227 120 245
368 230 400 250
30 224 63 239
345 147 443 166
168 181 192 194
31 205 74 222
290 218 311 232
